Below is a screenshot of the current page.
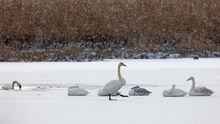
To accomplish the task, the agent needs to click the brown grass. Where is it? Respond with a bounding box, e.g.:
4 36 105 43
0 0 220 59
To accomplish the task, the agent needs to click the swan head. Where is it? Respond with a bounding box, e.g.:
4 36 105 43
119 62 127 67
19 85 22 90
186 77 194 81
172 84 176 89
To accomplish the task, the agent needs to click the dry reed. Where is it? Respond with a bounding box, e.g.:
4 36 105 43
0 0 220 60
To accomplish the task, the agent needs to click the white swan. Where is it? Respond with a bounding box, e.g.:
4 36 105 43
1 81 22 90
187 77 213 96
129 86 152 96
163 84 187 97
68 86 89 96
98 62 128 100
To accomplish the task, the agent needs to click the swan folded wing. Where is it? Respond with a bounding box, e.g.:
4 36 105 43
100 80 123 95
192 86 213 96
68 88 89 96
163 89 187 97
1 84 11 90
98 90 119 96
129 87 151 96
162 90 171 97
128 89 135 95
172 89 187 97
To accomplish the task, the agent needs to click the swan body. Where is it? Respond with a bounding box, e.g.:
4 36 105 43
68 86 89 96
163 84 187 97
1 81 22 90
187 77 213 96
1 83 11 90
129 86 151 96
98 62 127 100
98 79 125 96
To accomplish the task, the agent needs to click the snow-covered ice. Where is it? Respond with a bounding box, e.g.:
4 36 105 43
0 59 220 124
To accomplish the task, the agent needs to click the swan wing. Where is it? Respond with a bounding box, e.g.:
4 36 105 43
98 89 119 96
1 83 11 90
192 86 213 96
68 88 89 96
172 89 187 97
163 89 187 97
99 80 123 95
162 90 171 97
129 86 151 96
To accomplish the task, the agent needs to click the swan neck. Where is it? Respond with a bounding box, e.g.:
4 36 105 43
190 78 195 93
118 64 122 80
12 82 16 89
169 85 175 94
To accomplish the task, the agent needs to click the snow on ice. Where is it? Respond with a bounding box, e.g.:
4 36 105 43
0 59 220 124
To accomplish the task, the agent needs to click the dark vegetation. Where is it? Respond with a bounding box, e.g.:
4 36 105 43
0 0 220 61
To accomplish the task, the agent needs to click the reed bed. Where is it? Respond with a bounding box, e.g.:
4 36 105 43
0 0 220 61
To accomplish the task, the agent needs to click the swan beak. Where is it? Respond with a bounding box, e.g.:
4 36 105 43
186 78 190 81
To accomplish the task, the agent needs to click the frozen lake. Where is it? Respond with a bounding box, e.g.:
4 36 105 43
0 59 220 124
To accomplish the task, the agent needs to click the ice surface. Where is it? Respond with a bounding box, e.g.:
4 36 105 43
0 59 220 124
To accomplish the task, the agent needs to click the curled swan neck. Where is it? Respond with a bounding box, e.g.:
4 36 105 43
12 81 22 90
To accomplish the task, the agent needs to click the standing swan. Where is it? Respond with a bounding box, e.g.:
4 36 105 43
98 62 128 100
187 77 213 96
1 81 22 90
163 84 187 97
68 86 89 96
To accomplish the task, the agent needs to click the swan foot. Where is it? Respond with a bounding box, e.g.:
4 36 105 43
117 93 128 97
109 94 117 101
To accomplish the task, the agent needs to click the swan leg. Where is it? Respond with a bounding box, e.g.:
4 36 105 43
109 94 117 101
117 93 128 97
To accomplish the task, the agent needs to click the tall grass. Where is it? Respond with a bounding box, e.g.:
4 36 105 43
0 0 220 51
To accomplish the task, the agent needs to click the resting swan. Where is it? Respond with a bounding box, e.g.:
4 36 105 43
1 81 22 90
187 77 213 96
163 84 187 97
68 86 89 96
98 62 128 100
129 86 152 96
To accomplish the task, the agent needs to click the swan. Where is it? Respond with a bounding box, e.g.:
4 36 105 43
68 86 89 96
129 86 152 96
163 84 187 97
98 62 128 100
187 77 213 96
1 81 22 90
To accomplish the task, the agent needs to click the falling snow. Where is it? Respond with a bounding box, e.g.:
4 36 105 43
0 0 220 61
